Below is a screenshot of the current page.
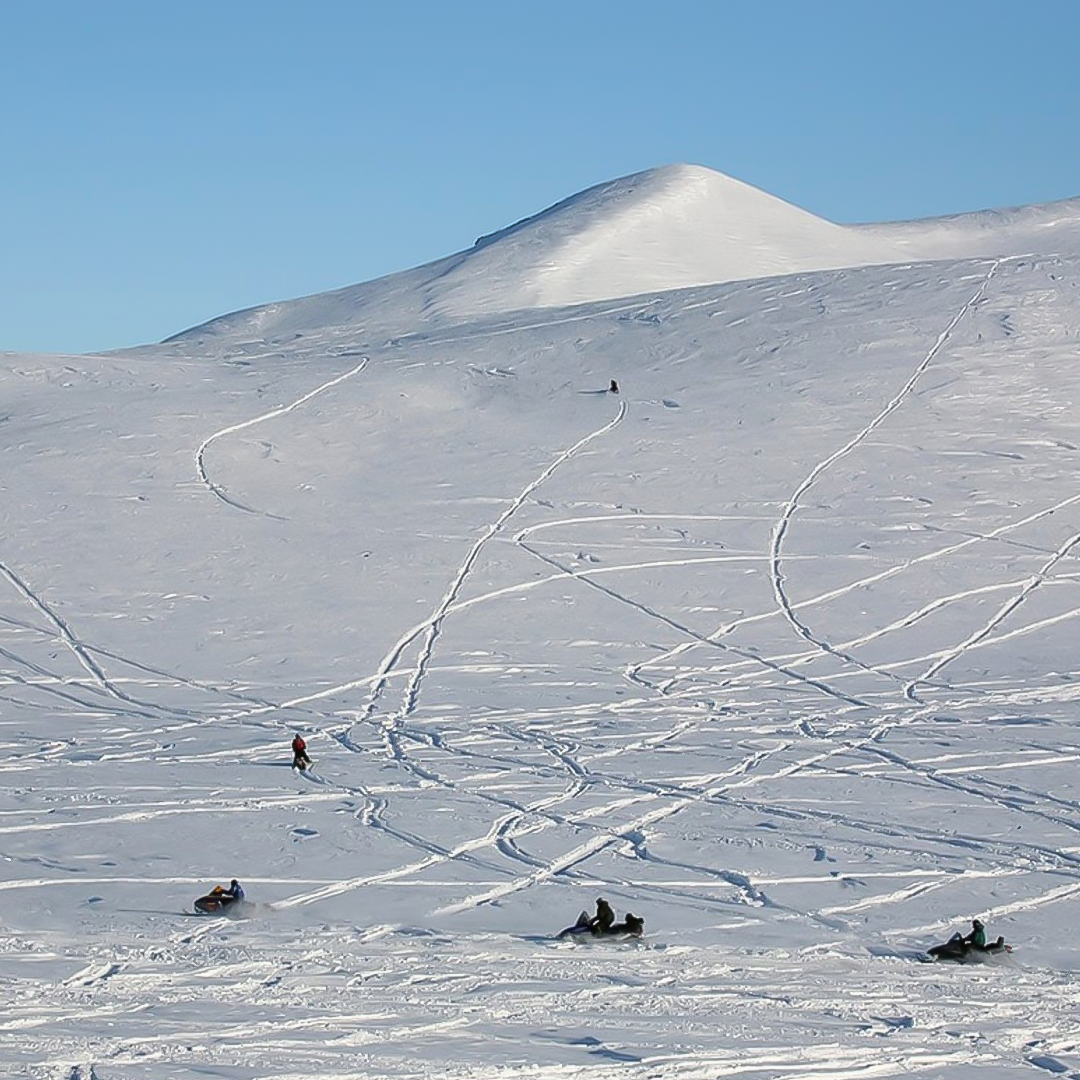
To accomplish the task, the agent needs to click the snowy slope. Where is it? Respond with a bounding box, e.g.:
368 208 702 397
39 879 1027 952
168 162 1080 343
3 173 1080 1079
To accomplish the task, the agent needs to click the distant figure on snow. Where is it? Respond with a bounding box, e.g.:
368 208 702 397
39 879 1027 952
291 733 311 770
609 379 619 394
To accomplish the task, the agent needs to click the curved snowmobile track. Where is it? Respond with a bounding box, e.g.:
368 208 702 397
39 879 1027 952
194 357 369 517
768 257 1010 699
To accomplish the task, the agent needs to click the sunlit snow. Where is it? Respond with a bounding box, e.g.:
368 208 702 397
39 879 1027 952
4 165 1080 1079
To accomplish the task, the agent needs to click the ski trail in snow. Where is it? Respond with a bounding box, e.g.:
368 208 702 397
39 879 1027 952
769 256 1008 690
210 466 1080 733
0 606 284 724
860 738 1080 840
705 578 1030 702
805 578 1032 662
903 600 1080 667
431 766 776 917
0 558 189 721
0 559 118 695
515 539 869 708
733 495 1080 682
641 450 1080 698
273 728 791 916
194 357 369 516
905 523 1080 701
430 729 871 920
378 726 594 866
363 400 628 752
893 878 1080 938
428 552 767 621
0 664 141 717
271 795 574 909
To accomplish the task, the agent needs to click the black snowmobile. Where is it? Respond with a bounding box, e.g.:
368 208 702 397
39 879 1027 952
927 931 1011 963
557 909 645 940
192 882 248 916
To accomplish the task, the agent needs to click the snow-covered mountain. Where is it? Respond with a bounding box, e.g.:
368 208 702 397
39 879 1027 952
169 162 1080 343
4 166 1080 1079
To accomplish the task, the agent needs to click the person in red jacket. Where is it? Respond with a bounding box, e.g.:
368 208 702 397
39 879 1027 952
291 733 311 770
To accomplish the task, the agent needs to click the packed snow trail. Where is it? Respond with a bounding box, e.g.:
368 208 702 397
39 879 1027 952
357 400 629 753
397 408 631 714
515 536 870 708
769 257 1008 688
194 356 369 515
905 522 1080 700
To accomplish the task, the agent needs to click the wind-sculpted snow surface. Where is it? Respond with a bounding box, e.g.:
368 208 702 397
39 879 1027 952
5 243 1080 1077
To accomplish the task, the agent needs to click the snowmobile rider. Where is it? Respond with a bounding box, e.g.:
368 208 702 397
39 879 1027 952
590 897 615 934
962 918 986 949
291 733 311 770
615 912 645 937
203 879 244 909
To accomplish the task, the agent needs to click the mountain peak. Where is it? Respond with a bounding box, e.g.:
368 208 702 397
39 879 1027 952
168 164 1080 344
443 162 880 316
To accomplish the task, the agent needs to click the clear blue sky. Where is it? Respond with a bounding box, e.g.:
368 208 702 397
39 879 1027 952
2 0 1078 354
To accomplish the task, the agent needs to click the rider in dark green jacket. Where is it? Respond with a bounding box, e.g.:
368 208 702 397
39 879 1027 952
963 918 986 949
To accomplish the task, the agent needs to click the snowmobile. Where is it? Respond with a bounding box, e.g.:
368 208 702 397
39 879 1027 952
927 932 1011 963
557 910 645 940
192 883 248 916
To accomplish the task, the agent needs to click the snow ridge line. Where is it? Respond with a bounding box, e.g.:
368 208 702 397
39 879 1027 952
365 400 629 732
768 256 1009 681
194 357 369 515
